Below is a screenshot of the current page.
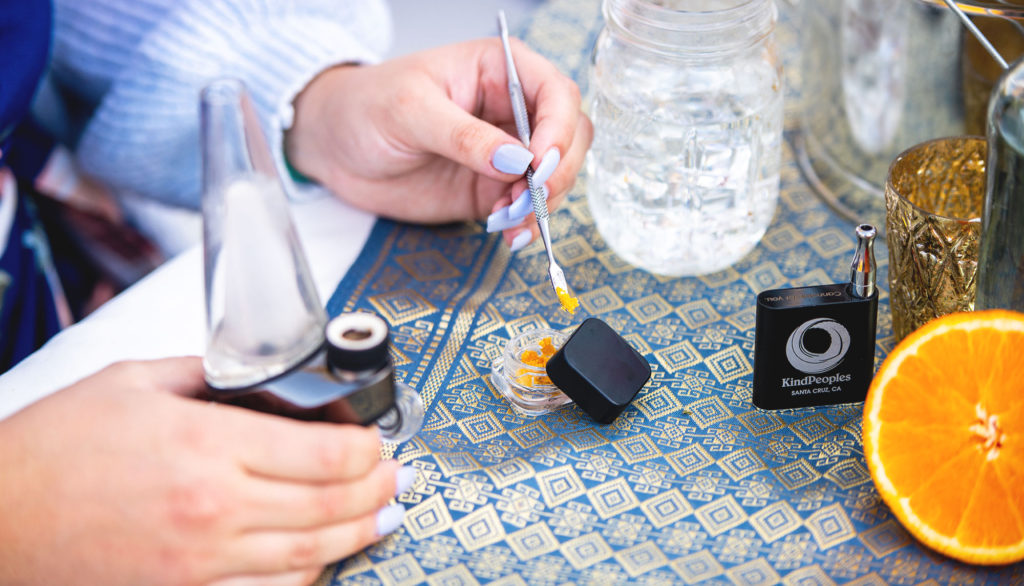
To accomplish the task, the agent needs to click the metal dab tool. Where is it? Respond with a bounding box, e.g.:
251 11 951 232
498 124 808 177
497 10 575 311
850 224 877 299
941 0 1009 70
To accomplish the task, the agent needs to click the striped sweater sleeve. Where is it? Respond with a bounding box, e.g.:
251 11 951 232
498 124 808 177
62 0 392 209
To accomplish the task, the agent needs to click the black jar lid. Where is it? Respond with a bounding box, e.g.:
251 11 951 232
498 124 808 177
545 318 652 424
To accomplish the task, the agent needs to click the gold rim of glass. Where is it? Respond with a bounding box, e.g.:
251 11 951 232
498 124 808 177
885 135 987 223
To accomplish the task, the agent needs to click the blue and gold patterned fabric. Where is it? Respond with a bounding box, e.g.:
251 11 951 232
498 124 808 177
323 1 1023 583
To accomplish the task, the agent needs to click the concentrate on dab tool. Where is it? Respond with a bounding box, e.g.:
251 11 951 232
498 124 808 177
497 10 578 315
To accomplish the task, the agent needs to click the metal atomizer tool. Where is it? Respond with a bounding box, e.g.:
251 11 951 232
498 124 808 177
752 225 879 409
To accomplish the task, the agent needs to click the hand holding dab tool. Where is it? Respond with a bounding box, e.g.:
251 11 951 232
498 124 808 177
497 10 578 314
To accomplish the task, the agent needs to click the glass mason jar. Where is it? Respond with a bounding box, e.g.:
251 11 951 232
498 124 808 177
585 0 783 276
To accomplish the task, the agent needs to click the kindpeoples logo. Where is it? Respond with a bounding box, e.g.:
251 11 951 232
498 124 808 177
781 373 851 388
785 318 851 374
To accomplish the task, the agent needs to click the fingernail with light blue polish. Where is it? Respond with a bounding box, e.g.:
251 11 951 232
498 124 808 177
509 230 532 252
508 188 532 220
395 465 417 497
532 147 561 186
487 207 519 233
376 504 405 536
492 144 533 175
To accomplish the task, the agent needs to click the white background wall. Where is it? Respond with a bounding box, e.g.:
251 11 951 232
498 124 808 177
387 0 542 56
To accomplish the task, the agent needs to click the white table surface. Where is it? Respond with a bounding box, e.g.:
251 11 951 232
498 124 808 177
0 0 541 419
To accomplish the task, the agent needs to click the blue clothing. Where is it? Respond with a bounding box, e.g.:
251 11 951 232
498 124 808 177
0 197 62 367
0 0 61 370
0 0 52 167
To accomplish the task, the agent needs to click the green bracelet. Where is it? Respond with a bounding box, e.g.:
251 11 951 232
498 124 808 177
284 155 313 185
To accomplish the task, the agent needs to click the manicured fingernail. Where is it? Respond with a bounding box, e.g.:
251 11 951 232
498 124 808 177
492 144 533 175
487 207 519 233
376 504 405 536
509 230 532 252
395 465 417 496
532 147 561 186
508 188 532 220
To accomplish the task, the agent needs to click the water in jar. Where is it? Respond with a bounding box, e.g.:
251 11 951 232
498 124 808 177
586 51 783 277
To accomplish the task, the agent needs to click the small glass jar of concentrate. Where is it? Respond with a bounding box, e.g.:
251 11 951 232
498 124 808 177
585 0 783 276
491 329 570 416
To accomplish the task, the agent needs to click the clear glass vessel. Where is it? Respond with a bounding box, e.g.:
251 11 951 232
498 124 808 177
492 329 571 416
585 0 783 276
200 78 326 389
977 58 1024 312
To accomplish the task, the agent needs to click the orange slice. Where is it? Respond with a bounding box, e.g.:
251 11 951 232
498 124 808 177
863 310 1024 565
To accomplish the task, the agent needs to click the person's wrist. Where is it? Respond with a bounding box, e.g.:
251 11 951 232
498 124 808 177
284 63 360 185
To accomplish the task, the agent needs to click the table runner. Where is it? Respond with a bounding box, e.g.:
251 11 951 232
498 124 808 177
323 1 1023 582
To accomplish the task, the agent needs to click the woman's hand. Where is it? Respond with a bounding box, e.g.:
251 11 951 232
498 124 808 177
0 357 414 586
285 38 593 251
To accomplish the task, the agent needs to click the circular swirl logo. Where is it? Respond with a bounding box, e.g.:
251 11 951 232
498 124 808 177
785 318 851 374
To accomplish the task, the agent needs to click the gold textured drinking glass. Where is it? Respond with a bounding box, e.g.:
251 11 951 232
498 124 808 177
885 136 986 342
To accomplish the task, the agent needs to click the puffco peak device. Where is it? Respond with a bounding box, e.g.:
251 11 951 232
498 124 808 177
752 224 878 409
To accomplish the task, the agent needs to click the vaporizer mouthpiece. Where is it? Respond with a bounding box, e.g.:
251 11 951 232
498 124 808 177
325 312 391 373
850 224 877 299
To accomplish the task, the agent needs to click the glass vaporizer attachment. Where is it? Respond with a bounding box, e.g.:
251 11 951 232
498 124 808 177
200 78 327 389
